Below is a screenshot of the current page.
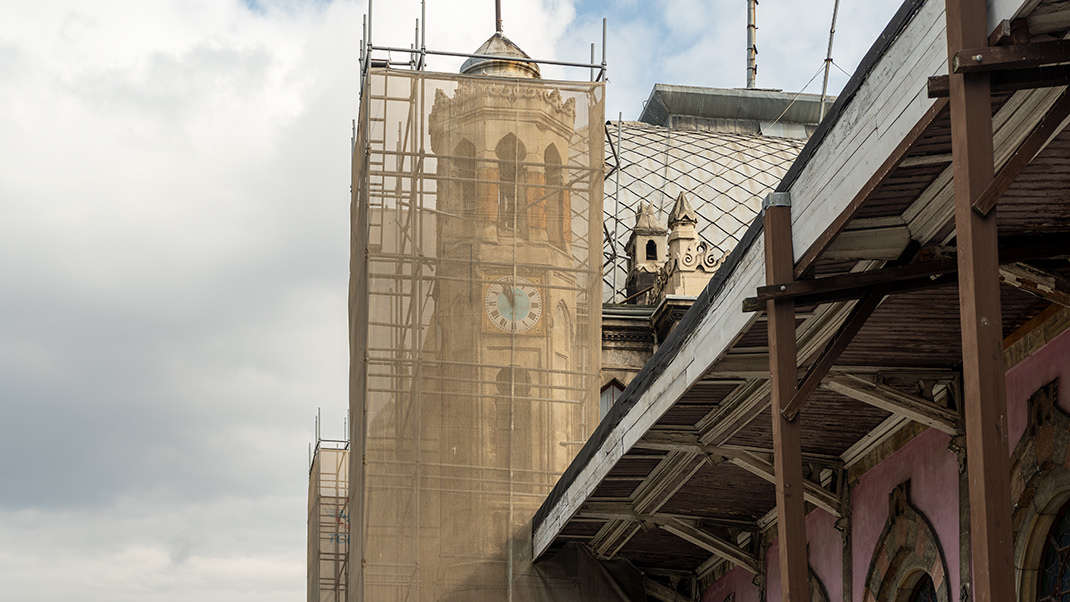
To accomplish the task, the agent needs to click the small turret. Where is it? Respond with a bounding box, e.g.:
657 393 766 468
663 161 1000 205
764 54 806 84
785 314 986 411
667 192 698 263
624 203 668 302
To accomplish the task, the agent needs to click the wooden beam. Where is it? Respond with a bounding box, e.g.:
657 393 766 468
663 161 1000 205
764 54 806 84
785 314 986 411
793 98 950 280
973 87 1070 216
988 18 1030 47
764 200 809 602
823 374 960 435
657 517 762 574
1000 262 1070 307
928 64 1070 97
748 239 1070 311
952 39 1070 74
726 449 842 517
782 288 886 421
946 0 1016 600
745 259 958 311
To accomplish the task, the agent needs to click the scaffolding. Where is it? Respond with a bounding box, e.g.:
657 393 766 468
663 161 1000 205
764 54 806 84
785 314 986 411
308 440 350 602
349 66 605 601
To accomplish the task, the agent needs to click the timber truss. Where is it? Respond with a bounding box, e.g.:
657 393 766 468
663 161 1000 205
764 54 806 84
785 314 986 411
533 1 1070 601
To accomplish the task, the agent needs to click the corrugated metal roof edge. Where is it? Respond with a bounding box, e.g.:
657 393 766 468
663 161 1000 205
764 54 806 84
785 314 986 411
532 0 928 546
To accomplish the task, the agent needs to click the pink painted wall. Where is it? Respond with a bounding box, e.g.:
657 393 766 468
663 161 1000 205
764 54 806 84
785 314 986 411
1006 327 1070 451
807 509 843 601
701 565 760 602
707 509 841 602
850 429 960 602
702 328 1070 602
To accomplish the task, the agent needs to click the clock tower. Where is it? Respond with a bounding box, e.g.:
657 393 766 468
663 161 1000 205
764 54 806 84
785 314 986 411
350 26 605 602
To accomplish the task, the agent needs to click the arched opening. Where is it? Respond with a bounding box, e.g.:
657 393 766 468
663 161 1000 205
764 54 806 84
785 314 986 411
544 144 565 246
453 139 476 217
1037 500 1070 601
645 239 658 261
902 573 936 602
495 133 527 234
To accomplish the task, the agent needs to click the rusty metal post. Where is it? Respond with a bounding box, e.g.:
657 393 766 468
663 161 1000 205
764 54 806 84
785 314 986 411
945 1 1015 601
763 192 808 601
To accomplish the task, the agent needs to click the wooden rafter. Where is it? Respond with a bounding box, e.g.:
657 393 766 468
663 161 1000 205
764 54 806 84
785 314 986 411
999 262 1070 307
657 517 762 575
973 87 1070 216
823 374 960 435
793 98 951 280
781 288 886 421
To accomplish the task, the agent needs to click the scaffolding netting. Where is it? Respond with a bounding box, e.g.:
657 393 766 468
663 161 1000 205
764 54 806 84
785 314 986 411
308 445 349 602
349 69 610 601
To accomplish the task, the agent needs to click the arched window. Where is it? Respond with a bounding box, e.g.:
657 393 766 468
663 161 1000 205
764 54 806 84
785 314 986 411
907 574 936 602
544 144 564 246
453 139 476 217
495 134 526 233
1038 500 1070 601
646 239 658 261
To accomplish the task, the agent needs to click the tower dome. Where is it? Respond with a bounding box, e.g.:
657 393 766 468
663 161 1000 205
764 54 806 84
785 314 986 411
460 31 541 79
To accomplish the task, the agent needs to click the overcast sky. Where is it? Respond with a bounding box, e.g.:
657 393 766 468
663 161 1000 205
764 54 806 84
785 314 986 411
0 1 898 599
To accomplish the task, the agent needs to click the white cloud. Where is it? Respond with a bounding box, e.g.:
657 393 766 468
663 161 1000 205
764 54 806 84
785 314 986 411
0 0 913 599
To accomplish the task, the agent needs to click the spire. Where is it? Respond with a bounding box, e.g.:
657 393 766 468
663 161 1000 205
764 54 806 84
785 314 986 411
496 0 503 33
668 192 698 228
633 202 668 235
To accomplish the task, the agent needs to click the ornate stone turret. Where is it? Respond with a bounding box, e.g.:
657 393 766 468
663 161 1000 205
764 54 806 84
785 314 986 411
624 203 668 302
667 192 698 261
656 192 726 299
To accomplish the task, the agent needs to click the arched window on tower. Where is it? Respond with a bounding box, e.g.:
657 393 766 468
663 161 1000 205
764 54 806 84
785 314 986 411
544 144 564 246
1038 500 1070 601
496 133 527 234
646 239 658 261
454 139 476 217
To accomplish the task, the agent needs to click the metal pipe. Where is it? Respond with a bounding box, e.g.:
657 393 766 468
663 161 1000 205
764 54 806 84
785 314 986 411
819 0 841 120
420 0 426 69
747 0 757 88
369 44 603 69
496 0 502 33
601 17 607 81
590 43 595 82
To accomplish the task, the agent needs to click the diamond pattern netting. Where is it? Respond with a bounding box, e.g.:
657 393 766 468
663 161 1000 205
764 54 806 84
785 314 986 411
603 121 805 301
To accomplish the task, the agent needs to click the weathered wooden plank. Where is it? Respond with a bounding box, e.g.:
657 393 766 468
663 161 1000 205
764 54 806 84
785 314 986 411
999 262 1070 307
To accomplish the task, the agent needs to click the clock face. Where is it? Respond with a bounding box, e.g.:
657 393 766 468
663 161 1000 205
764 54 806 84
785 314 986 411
484 276 543 333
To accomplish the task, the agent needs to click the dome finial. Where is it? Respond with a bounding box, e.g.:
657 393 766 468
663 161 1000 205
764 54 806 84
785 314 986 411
495 0 503 33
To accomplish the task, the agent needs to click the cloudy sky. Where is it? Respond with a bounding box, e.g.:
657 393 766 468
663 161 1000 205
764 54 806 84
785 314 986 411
0 0 898 599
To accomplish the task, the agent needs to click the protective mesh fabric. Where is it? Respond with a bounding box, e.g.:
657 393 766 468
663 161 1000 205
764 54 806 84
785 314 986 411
308 447 349 602
349 69 607 602
602 121 805 301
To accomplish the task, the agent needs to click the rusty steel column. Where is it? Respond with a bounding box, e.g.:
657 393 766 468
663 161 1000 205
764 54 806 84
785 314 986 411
945 1 1015 602
763 192 808 601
